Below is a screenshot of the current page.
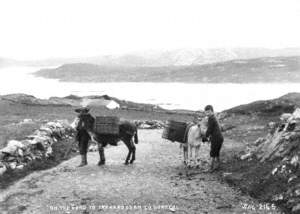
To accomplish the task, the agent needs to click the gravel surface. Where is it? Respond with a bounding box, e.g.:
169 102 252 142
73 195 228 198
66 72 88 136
0 130 280 214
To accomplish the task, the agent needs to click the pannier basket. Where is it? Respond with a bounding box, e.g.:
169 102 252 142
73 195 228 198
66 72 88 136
162 120 188 143
95 116 120 135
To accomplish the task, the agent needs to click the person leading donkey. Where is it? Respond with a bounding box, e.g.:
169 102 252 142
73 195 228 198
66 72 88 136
204 105 224 172
74 107 95 167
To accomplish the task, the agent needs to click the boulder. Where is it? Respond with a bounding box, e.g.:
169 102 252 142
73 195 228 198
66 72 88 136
221 124 236 132
16 164 24 170
0 140 25 156
292 203 300 213
134 120 165 129
254 137 265 146
240 152 252 160
290 155 299 167
223 173 243 184
0 152 5 160
9 162 17 170
45 147 53 157
39 127 53 135
288 175 298 183
268 121 277 129
20 119 34 124
280 113 292 122
292 108 300 119
0 163 7 176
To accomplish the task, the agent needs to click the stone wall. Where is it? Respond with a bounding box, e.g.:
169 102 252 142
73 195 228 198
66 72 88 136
241 108 300 213
0 120 74 176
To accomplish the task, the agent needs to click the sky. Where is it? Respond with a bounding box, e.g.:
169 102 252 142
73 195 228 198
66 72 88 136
0 0 300 60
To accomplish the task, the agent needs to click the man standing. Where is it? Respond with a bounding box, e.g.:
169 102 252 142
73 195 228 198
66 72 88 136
204 105 224 172
75 107 94 167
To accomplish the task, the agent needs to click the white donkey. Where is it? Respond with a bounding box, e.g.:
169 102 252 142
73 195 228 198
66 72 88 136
181 118 208 167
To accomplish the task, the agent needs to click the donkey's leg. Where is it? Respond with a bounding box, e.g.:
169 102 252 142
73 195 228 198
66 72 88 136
195 145 201 166
183 145 188 165
188 144 193 167
97 142 105 165
129 139 136 164
124 140 132 165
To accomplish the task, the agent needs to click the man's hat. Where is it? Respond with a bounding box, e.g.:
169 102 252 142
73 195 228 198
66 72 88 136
74 107 90 113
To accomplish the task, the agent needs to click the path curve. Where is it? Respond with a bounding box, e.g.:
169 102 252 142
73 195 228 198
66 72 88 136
0 130 279 214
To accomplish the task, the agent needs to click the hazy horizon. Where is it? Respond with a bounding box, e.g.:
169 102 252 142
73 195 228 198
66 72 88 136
2 47 300 62
1 0 300 60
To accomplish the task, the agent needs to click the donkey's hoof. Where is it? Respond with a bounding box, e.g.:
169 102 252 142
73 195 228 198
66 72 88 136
129 160 135 164
124 161 129 165
97 161 105 166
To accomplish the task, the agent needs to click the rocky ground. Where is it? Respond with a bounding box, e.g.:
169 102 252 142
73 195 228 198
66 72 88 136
216 94 300 213
0 96 195 190
0 130 280 214
1 92 300 213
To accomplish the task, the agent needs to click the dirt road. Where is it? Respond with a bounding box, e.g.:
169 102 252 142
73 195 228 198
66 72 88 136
0 130 279 214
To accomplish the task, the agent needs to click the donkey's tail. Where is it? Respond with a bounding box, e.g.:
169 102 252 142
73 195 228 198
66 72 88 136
134 130 139 144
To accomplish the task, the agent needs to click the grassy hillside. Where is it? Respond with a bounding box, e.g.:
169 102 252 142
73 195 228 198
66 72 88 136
225 92 300 116
0 94 197 149
34 56 300 83
2 92 300 149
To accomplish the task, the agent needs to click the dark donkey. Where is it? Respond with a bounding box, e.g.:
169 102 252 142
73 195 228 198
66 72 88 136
77 113 138 165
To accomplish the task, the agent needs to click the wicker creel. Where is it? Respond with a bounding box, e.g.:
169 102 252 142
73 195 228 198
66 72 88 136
162 120 188 143
95 116 120 135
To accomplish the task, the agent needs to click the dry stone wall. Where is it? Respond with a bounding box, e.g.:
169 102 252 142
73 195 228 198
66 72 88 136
0 120 74 176
241 108 300 212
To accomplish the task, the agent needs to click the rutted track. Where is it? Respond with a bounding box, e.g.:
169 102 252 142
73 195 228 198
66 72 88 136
0 130 279 214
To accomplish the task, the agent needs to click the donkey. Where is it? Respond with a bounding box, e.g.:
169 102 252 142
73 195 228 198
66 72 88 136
76 114 138 165
181 118 208 167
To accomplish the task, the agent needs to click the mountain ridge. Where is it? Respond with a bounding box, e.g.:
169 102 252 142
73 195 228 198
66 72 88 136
2 47 300 67
34 56 300 83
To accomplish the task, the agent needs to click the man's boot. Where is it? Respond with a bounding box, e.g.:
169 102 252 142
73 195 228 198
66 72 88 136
78 154 87 167
98 149 105 165
209 159 215 172
215 158 221 170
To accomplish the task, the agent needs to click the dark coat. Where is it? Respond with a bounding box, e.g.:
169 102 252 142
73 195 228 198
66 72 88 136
205 114 223 144
75 113 94 141
77 113 95 130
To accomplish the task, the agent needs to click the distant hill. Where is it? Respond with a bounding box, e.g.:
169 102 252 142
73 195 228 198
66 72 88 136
34 56 300 83
2 92 300 116
0 93 199 116
2 47 300 68
0 93 162 110
83 48 300 67
224 92 300 115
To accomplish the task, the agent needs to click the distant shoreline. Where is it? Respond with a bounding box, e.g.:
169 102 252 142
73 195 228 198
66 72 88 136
33 56 300 83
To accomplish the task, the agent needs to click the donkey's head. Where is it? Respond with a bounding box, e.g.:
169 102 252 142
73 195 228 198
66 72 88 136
78 113 95 132
197 117 208 137
74 107 95 133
